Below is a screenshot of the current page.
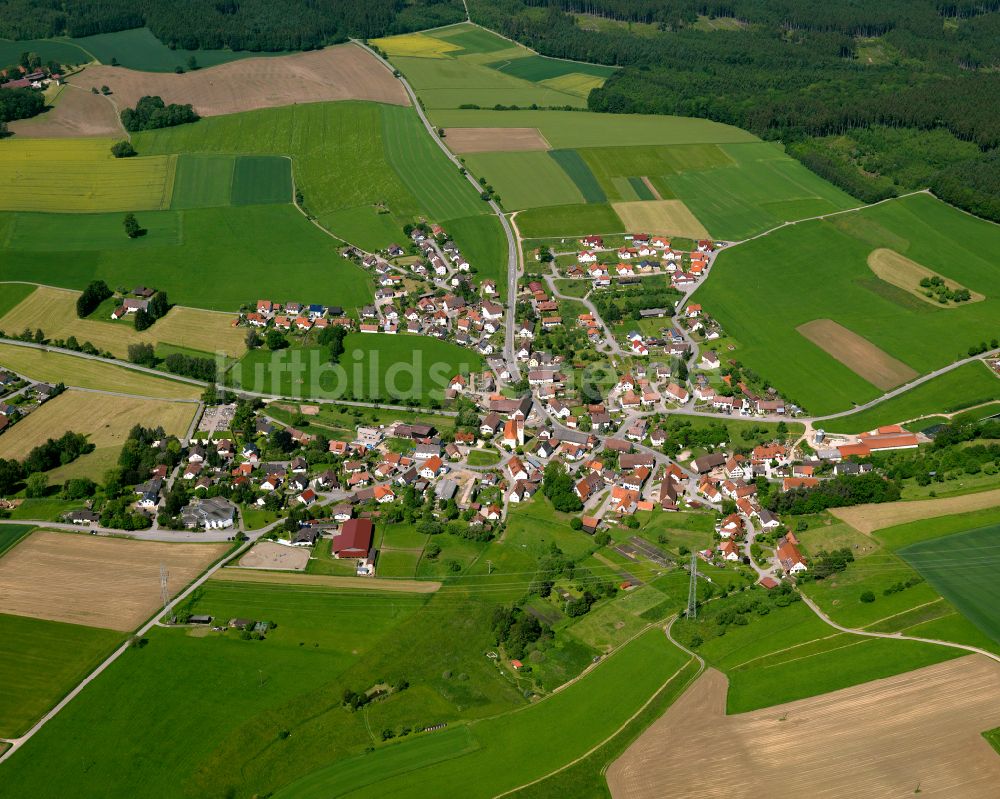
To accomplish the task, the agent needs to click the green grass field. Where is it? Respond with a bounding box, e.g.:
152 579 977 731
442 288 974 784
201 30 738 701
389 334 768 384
0 138 174 213
694 193 1000 415
577 143 732 201
70 27 288 71
440 214 507 293
0 38 93 66
0 282 36 317
663 141 856 239
487 55 615 83
274 628 691 798
466 449 500 466
170 154 291 209
0 613 122 738
231 334 483 401
515 203 624 238
430 109 758 148
0 204 372 312
821 361 999 433
899 523 1000 645
0 579 526 798
0 524 34 557
463 151 584 210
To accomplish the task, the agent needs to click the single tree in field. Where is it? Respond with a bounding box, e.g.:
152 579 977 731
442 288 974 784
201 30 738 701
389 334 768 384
25 472 48 499
123 213 140 239
111 140 136 158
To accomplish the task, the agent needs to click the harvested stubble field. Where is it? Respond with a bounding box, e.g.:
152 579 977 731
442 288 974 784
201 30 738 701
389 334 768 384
70 44 408 118
0 389 196 481
445 127 550 153
612 199 710 239
211 568 440 593
0 138 174 213
0 286 246 358
868 247 984 307
0 343 202 399
609 657 1000 799
7 85 121 138
831 488 1000 534
237 541 310 571
0 531 227 631
797 318 918 391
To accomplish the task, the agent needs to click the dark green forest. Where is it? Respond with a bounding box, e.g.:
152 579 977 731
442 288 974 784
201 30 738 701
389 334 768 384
0 0 466 50
467 0 1000 220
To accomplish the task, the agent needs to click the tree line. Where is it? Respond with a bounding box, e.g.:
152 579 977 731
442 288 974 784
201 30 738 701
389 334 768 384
0 0 466 52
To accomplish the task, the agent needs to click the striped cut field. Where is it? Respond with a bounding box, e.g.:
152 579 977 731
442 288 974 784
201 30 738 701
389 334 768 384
0 285 246 359
549 149 606 203
0 138 175 212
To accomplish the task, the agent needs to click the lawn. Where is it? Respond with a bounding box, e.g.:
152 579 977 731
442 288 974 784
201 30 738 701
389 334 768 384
693 193 1000 415
70 27 289 71
442 214 508 293
0 613 122 738
0 285 246 359
515 203 624 239
0 204 373 312
273 628 692 798
463 151 584 210
0 138 175 213
0 344 201 399
819 362 1000 433
231 334 483 402
0 581 526 798
466 449 500 466
898 523 1000 645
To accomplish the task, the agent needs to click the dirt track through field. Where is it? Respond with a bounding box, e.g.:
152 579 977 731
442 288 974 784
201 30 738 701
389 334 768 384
831 488 1000 534
445 127 550 153
0 531 227 631
8 85 121 138
608 657 1000 799
797 318 918 391
69 43 408 119
212 568 440 593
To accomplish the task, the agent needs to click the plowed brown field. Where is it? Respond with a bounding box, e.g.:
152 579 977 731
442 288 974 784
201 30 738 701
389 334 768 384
608 657 1000 798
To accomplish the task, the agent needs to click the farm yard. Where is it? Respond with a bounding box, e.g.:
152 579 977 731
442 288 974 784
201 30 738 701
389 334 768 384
0 138 175 213
0 286 247 359
0 343 202 399
0 390 197 483
68 43 409 118
609 657 1000 799
694 194 1000 415
0 531 227 631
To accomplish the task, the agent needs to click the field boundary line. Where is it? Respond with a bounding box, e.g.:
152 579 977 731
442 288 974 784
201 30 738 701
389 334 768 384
860 598 945 630
727 631 843 670
798 592 1000 664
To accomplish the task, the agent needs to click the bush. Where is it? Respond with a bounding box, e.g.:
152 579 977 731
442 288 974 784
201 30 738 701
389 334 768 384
860 590 876 603
110 140 136 158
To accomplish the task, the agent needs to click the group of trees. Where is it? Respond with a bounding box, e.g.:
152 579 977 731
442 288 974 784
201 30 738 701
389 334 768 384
919 275 972 303
133 290 169 330
468 0 1000 222
876 417 1000 485
0 429 91 497
768 471 901 514
542 462 583 512
318 324 347 363
76 280 113 318
121 95 199 132
0 0 465 52
163 352 217 381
